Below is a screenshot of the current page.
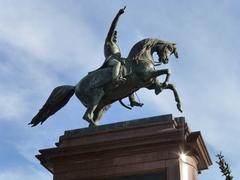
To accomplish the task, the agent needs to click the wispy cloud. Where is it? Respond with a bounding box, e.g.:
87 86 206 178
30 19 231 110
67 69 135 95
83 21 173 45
0 0 101 71
0 0 103 122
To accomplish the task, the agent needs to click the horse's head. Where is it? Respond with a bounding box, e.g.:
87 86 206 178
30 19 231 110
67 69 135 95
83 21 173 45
127 38 179 65
154 42 178 64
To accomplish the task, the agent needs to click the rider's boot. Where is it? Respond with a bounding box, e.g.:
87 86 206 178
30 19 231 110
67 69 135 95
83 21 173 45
113 77 126 85
130 100 143 107
129 94 143 107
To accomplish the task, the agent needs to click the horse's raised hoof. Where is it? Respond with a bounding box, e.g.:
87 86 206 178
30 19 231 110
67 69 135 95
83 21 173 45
177 103 183 113
162 82 168 88
155 86 163 95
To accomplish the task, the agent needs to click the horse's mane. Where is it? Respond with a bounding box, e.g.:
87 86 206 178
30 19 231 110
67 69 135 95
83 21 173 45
127 38 168 60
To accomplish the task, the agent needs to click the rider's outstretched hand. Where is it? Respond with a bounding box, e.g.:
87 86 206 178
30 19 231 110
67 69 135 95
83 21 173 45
118 6 126 15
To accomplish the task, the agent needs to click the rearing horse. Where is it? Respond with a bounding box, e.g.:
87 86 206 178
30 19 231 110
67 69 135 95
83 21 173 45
29 38 182 127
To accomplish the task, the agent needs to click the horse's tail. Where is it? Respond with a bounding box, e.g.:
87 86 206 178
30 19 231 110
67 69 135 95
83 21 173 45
29 85 75 127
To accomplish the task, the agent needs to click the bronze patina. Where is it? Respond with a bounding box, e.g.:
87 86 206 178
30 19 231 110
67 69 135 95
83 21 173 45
29 7 182 127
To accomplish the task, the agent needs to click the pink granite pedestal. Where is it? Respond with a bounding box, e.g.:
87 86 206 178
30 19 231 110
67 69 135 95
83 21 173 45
37 114 212 180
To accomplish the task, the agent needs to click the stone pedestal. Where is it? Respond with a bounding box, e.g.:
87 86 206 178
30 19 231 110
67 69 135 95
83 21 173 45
36 114 212 180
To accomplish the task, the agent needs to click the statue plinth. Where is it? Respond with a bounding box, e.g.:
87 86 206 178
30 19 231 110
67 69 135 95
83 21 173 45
36 114 212 180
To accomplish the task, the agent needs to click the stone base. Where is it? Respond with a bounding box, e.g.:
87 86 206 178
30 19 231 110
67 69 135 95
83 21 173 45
36 114 212 180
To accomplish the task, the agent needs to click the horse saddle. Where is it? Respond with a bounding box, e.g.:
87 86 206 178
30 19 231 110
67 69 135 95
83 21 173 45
87 58 131 89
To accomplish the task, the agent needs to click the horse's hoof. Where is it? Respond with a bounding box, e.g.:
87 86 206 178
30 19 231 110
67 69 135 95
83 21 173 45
162 82 168 88
177 103 183 113
88 122 97 128
83 114 96 126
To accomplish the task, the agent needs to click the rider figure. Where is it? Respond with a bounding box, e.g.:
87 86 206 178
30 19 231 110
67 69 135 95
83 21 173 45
104 7 126 84
104 6 143 107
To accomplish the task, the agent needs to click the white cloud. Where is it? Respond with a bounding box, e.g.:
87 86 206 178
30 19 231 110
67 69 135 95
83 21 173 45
0 0 102 72
0 48 57 121
0 0 103 122
0 91 28 120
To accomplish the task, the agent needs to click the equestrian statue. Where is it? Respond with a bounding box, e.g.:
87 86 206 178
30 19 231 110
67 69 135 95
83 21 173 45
29 7 182 127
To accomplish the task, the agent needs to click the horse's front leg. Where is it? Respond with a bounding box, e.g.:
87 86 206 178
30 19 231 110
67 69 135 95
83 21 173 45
146 81 183 112
150 69 171 85
164 83 183 112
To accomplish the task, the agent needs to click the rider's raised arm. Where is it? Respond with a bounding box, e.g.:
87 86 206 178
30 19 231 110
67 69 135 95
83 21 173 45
106 6 126 42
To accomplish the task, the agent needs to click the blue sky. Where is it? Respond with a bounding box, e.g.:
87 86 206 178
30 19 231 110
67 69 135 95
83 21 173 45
0 0 240 179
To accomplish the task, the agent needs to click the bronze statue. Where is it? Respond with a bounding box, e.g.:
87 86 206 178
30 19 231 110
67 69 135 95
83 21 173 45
29 7 182 127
